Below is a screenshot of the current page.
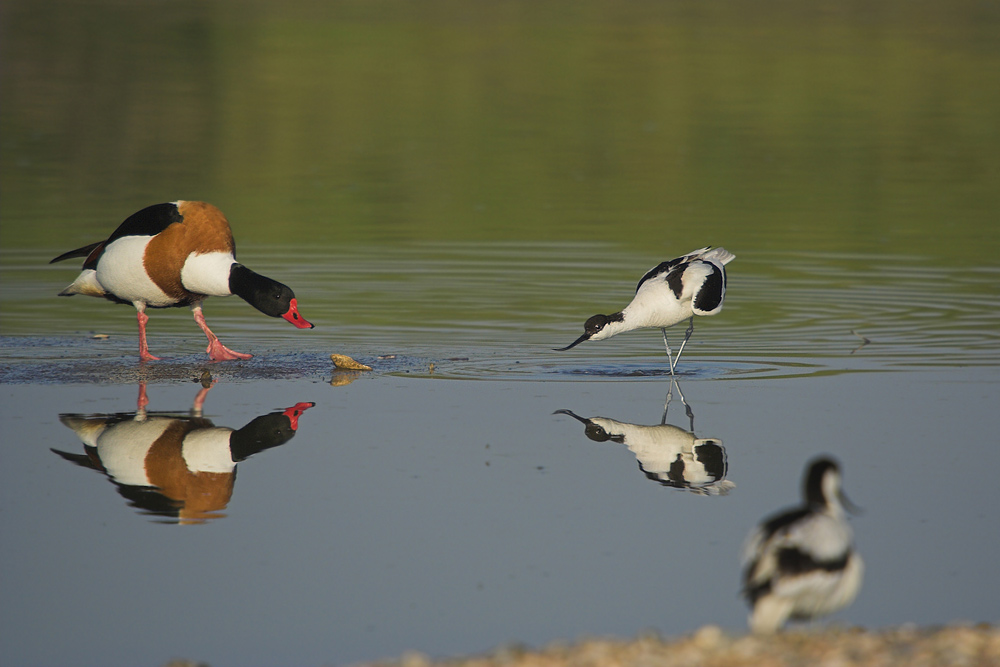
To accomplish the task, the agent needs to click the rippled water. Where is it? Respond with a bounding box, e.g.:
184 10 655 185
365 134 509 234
4 245 999 665
4 243 998 379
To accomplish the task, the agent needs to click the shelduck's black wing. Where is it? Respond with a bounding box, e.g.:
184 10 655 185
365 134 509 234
49 203 183 269
49 242 104 264
103 202 183 245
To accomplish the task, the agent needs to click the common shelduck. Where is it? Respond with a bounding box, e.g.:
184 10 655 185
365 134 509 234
50 201 313 361
52 385 314 523
554 409 734 495
741 457 864 634
555 247 734 374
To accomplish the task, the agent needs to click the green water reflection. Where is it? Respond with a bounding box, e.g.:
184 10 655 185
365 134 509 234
3 0 999 266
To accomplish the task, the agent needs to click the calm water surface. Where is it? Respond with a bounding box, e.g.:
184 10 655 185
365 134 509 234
3 2 1000 666
2 245 999 667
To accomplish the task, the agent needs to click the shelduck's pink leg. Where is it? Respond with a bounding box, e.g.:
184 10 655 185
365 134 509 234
191 303 252 362
136 304 161 362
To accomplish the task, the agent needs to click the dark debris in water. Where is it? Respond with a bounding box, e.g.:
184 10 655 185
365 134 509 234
1 336 803 384
553 363 724 379
0 336 443 385
562 367 677 378
0 338 316 384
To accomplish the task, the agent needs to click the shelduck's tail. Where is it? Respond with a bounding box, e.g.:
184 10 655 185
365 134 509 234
58 269 106 298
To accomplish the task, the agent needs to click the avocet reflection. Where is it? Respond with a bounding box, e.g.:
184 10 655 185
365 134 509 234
554 406 734 496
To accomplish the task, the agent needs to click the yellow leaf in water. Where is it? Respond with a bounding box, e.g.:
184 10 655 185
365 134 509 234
330 354 372 371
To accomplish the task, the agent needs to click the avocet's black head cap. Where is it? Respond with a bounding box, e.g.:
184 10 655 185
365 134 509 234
804 457 838 500
803 456 860 514
553 409 617 443
554 314 611 351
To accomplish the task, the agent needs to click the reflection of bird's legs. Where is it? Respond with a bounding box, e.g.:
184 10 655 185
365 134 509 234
191 383 216 417
191 370 216 417
671 317 696 374
136 382 149 418
661 328 677 378
678 380 695 432
661 378 694 431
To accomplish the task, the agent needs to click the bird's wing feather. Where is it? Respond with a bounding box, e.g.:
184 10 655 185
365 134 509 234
51 203 183 268
104 202 183 244
49 242 104 265
635 246 712 293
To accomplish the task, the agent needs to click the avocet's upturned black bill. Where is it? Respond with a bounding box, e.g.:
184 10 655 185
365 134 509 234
741 457 864 634
554 246 735 374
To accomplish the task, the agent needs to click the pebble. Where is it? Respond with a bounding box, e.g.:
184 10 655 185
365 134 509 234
330 353 372 371
349 625 1000 667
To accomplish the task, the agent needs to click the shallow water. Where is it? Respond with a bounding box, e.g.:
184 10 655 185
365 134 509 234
3 2 1000 666
4 243 999 378
2 244 1000 667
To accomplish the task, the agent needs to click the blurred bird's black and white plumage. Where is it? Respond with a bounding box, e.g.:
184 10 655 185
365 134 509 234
741 457 864 634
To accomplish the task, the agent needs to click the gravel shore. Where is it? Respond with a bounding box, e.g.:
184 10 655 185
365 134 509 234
353 624 1000 667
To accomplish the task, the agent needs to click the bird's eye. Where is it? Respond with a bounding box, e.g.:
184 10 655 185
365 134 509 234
584 424 611 442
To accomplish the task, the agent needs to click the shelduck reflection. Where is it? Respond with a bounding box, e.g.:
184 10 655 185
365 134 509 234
554 391 734 496
51 383 314 524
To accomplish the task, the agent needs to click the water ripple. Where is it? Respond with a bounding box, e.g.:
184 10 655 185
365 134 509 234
4 245 998 382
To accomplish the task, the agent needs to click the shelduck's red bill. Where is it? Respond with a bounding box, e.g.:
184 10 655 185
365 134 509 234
282 298 314 329
282 402 315 430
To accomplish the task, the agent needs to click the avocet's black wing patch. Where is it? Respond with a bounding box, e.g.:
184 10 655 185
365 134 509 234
759 507 812 541
636 257 687 294
692 263 725 313
776 546 851 576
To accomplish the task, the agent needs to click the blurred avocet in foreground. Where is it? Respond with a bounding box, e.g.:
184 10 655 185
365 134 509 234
741 457 863 634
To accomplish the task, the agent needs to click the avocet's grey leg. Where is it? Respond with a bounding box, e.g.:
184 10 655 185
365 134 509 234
671 317 696 373
661 328 677 378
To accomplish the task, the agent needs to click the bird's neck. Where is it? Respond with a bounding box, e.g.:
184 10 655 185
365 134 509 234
229 412 296 462
229 264 278 314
